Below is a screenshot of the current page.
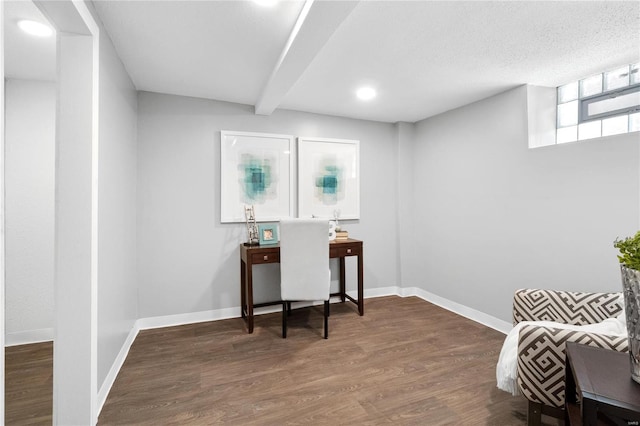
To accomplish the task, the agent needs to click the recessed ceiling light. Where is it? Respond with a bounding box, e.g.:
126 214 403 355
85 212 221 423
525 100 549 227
253 0 278 7
17 20 53 37
356 87 377 101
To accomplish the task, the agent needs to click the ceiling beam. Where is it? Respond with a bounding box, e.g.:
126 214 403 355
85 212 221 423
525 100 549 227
254 0 359 116
34 0 91 35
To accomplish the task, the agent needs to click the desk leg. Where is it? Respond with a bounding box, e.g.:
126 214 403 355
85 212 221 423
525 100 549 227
243 259 255 334
358 253 364 316
240 259 246 319
339 257 346 303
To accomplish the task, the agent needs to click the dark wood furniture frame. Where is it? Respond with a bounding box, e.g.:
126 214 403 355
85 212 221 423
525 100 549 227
565 342 640 425
527 401 563 426
240 238 364 333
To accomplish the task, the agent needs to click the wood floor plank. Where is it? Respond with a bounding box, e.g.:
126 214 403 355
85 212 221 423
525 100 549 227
5 341 53 425
99 296 548 425
6 296 560 425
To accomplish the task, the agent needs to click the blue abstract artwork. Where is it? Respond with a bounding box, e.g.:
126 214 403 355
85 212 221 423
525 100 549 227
221 131 293 223
238 154 277 204
314 158 343 205
298 137 359 219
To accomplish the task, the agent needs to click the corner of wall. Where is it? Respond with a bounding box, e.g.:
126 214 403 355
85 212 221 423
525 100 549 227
526 85 557 148
394 122 416 289
96 323 139 416
0 1 6 420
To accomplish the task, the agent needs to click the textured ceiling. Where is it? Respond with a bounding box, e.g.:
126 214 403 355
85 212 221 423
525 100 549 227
5 1 640 123
279 1 640 122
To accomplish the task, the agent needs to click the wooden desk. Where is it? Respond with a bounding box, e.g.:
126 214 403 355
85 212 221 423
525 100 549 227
565 342 640 425
240 238 363 333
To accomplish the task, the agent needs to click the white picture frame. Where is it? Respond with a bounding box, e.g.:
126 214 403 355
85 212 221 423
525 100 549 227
220 130 294 223
297 137 360 220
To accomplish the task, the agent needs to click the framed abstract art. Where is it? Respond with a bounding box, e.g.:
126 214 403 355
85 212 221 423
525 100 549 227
220 131 294 223
297 137 360 220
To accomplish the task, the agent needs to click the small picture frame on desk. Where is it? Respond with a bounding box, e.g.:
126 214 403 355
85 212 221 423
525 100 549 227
258 223 279 245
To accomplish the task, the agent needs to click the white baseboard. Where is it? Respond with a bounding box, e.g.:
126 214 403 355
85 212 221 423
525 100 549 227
403 287 512 334
4 288 510 348
5 328 54 346
360 285 511 334
363 286 401 299
136 295 359 331
7 287 511 419
136 306 240 331
97 325 139 414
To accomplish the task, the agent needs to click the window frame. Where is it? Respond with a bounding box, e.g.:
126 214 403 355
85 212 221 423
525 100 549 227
579 83 640 123
555 63 640 144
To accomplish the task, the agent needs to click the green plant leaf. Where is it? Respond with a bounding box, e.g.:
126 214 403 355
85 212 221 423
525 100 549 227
614 230 640 271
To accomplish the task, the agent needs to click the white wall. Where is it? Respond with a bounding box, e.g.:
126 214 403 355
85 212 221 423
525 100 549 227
4 79 55 343
137 92 399 318
95 26 138 390
406 85 640 323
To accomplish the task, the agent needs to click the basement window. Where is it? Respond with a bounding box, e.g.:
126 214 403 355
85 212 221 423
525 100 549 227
556 63 640 144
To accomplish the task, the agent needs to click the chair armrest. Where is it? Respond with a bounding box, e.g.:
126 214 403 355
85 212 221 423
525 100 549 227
516 324 628 408
512 289 622 326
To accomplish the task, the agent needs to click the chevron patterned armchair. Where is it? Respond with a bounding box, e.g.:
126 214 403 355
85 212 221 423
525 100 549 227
513 289 627 425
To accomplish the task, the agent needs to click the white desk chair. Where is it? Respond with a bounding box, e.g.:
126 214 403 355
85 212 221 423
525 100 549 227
279 218 331 339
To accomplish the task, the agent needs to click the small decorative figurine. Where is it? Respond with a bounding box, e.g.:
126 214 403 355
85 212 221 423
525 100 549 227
333 209 341 232
244 205 259 246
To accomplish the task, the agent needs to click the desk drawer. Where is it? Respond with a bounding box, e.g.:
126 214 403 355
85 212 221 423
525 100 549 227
251 252 280 264
330 245 361 258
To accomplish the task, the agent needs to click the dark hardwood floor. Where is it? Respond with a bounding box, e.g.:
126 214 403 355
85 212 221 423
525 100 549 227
5 341 53 425
6 296 560 425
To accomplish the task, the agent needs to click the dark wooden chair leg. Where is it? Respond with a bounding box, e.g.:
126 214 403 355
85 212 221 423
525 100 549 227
323 300 329 339
527 401 542 426
282 302 287 338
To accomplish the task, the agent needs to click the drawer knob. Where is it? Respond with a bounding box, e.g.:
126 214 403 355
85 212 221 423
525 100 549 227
263 255 269 261
347 249 352 254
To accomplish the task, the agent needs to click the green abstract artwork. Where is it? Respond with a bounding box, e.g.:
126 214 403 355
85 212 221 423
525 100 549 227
314 157 344 205
298 137 359 219
238 154 277 204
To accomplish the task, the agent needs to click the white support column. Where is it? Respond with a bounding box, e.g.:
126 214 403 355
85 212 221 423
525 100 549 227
34 0 101 423
54 30 96 425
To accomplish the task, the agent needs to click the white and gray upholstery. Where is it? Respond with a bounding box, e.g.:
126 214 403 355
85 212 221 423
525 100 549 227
512 289 627 425
513 288 624 326
279 218 331 339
